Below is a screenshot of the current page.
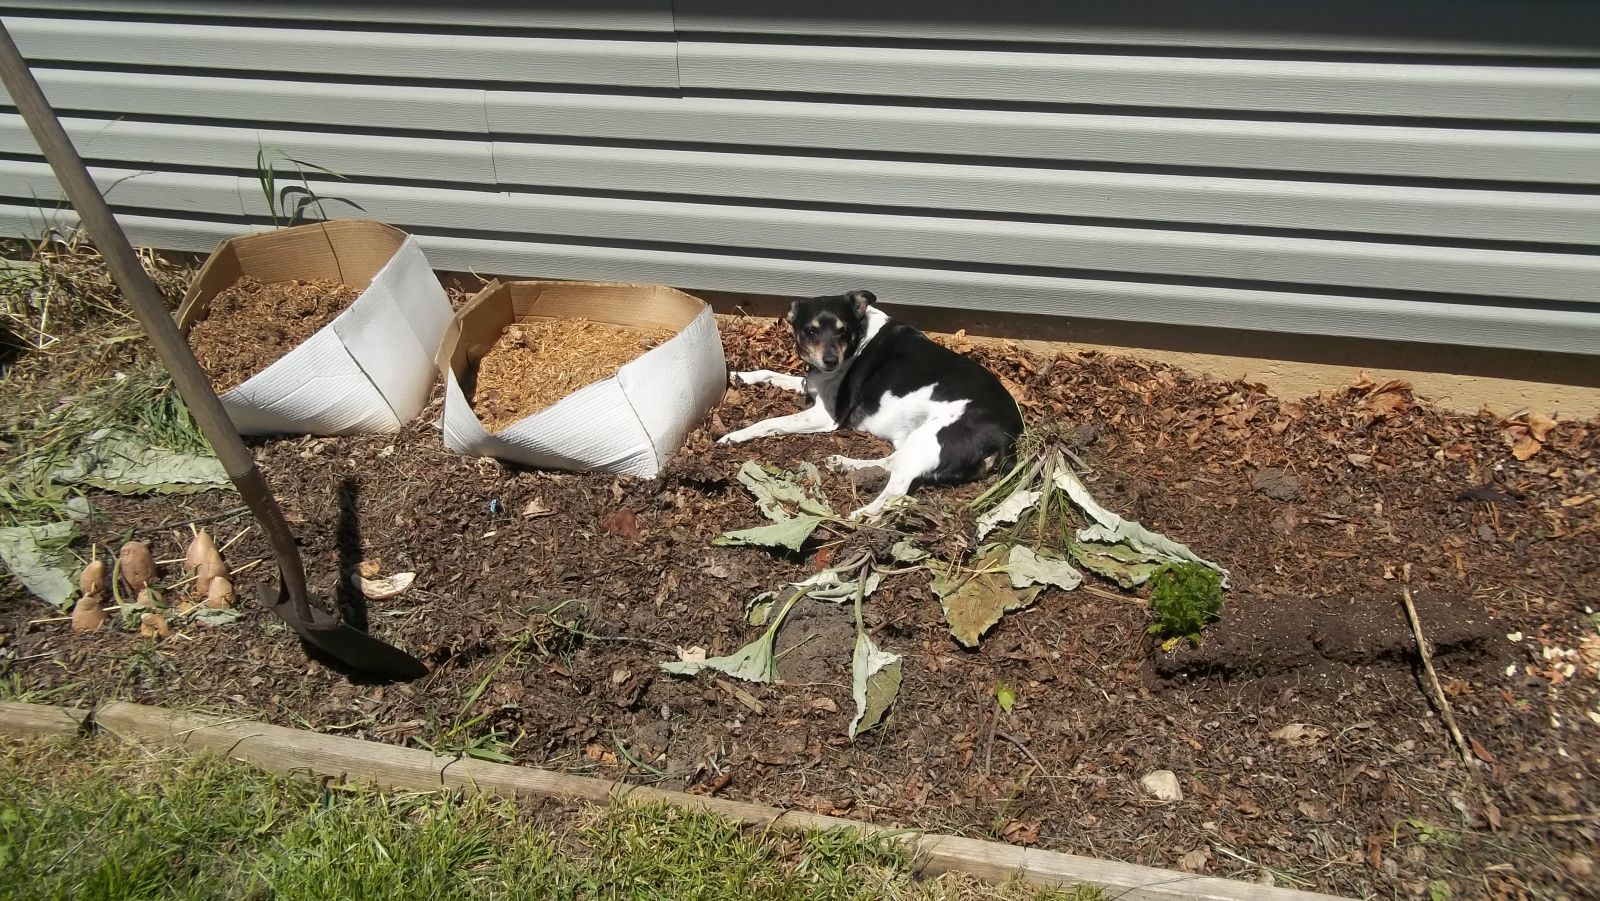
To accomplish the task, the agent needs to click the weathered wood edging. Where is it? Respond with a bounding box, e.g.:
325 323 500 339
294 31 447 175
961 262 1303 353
1 700 1347 901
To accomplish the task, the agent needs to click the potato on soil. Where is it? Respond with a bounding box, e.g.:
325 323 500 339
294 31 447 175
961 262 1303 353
205 576 235 609
184 529 216 573
119 541 157 594
70 592 105 632
139 612 171 639
78 558 106 599
184 529 227 598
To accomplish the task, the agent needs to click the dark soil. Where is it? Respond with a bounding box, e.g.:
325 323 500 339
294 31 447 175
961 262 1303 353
188 276 360 392
5 314 1599 900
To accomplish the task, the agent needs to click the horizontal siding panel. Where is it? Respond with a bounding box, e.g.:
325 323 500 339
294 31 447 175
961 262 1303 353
4 114 1589 245
489 143 1600 247
486 92 1600 184
14 69 490 133
240 177 1600 304
14 70 1598 185
0 203 243 252
4 161 1594 304
676 0 1600 58
0 0 675 32
0 115 497 185
489 142 1600 246
417 237 1600 358
4 204 1593 355
679 42 1600 123
3 16 679 88
0 160 248 217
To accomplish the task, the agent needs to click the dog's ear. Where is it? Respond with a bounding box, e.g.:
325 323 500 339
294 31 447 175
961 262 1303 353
847 290 877 317
784 300 800 324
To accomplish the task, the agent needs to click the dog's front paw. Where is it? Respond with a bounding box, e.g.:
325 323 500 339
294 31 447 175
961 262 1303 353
717 428 754 445
730 371 757 386
846 504 881 522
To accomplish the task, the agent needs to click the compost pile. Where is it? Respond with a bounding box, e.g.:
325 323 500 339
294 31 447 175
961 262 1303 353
470 318 676 432
6 312 1599 899
188 276 359 392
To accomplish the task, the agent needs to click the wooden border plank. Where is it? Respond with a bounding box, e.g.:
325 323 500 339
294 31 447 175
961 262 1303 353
0 701 89 738
81 701 1348 901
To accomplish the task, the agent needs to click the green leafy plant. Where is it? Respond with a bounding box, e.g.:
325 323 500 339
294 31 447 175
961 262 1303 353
1146 561 1223 643
254 144 365 228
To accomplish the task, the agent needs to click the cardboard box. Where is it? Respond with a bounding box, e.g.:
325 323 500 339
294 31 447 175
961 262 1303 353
438 279 726 478
178 220 453 435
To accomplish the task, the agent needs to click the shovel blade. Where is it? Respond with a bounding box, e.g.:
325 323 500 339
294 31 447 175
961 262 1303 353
259 584 428 681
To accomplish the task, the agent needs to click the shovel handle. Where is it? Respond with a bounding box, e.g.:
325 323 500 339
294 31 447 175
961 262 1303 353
0 22 311 615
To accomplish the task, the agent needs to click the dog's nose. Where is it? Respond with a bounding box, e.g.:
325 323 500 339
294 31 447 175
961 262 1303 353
822 353 840 367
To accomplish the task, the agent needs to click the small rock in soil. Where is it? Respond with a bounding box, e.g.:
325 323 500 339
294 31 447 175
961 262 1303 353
1139 769 1183 802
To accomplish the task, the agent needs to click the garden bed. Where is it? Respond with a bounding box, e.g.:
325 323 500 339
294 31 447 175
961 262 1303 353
469 318 677 433
3 310 1597 899
187 276 360 393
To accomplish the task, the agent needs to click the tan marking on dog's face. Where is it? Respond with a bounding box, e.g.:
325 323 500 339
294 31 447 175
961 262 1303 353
788 295 868 372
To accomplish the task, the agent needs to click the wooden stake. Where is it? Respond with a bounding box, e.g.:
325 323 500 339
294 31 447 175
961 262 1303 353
1401 583 1500 830
1400 586 1474 772
0 700 1348 901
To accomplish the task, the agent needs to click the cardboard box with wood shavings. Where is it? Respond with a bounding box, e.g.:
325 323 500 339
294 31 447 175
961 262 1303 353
437 279 726 478
178 219 452 436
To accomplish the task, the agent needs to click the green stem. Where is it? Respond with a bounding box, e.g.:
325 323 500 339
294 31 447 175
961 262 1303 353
850 558 872 633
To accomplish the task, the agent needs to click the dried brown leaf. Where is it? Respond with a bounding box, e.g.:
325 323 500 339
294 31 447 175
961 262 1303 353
1510 434 1541 461
1527 411 1559 442
1177 849 1210 872
1469 736 1496 765
1002 819 1041 846
1270 723 1329 748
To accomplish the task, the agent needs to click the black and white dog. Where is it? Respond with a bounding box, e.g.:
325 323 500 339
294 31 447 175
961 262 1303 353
719 290 1023 519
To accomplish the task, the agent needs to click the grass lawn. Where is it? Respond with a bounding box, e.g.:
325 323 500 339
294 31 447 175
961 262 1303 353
0 735 1100 901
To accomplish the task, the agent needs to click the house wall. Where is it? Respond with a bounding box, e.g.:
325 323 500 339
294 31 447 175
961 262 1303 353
0 1 1596 409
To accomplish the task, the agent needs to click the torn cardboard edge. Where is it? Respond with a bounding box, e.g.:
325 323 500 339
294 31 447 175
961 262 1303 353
177 219 453 436
437 279 727 478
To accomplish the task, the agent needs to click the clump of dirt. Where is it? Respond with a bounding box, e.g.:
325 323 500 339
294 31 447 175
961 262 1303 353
470 318 677 432
1154 590 1499 681
187 277 359 392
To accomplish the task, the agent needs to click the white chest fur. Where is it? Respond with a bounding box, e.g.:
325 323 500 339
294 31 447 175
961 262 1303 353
858 385 969 446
